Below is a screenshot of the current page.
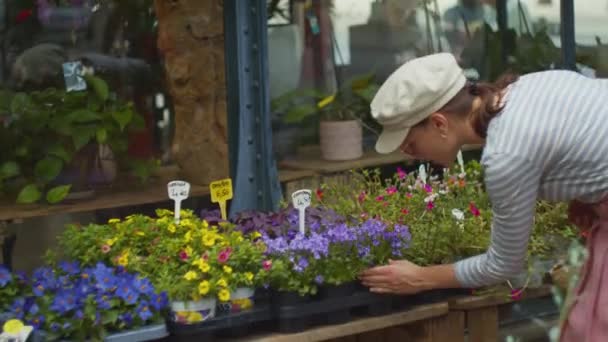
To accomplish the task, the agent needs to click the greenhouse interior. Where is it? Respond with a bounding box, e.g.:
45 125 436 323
1 0 607 341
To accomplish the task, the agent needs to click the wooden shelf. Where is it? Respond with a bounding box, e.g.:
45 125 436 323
279 146 412 174
448 285 552 311
240 302 449 342
0 168 317 222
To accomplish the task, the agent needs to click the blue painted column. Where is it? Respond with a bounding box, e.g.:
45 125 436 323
560 0 576 70
224 0 283 216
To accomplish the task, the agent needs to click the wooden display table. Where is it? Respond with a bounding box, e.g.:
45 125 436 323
240 302 462 342
446 286 553 342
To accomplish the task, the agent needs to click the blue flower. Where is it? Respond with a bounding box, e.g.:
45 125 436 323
137 301 153 321
50 292 78 314
50 322 61 332
133 277 154 296
27 315 45 330
96 294 112 310
28 303 40 315
293 257 309 273
32 267 57 291
59 261 80 275
75 310 84 320
10 298 25 319
0 266 11 287
149 292 168 311
119 312 133 326
116 283 139 305
32 281 46 297
315 275 324 285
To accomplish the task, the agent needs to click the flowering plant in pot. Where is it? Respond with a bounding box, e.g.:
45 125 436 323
5 261 168 341
271 74 380 161
0 266 27 324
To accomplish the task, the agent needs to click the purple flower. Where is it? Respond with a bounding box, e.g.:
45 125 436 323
293 258 309 272
59 261 80 275
137 301 153 321
0 266 11 286
315 275 324 285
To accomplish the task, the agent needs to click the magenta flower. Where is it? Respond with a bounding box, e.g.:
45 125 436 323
376 196 384 202
426 201 434 211
358 191 367 202
386 186 398 195
179 251 188 261
401 208 409 215
424 184 433 193
397 167 407 180
406 193 413 198
510 289 523 301
469 202 480 216
218 248 232 263
262 260 272 271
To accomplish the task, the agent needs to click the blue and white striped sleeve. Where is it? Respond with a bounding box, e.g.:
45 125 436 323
454 152 542 288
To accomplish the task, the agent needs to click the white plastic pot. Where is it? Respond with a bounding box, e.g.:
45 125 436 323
170 298 217 325
319 120 363 161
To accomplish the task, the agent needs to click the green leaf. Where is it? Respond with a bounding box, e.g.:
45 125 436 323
48 145 72 162
84 75 109 102
67 109 102 123
34 157 63 182
15 146 28 157
102 311 119 325
283 104 319 124
72 127 95 150
0 162 19 180
10 92 32 114
112 108 133 131
16 184 42 204
46 185 71 204
96 128 107 143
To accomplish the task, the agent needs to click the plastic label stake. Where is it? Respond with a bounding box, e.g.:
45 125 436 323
167 180 191 223
210 178 233 220
292 189 312 234
419 164 427 184
457 150 465 174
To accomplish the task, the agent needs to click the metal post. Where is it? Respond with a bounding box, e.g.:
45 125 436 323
560 0 576 70
496 0 509 68
224 0 283 216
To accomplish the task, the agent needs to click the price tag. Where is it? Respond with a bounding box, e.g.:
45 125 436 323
291 189 312 234
210 178 233 220
168 180 191 223
457 150 465 174
419 164 427 184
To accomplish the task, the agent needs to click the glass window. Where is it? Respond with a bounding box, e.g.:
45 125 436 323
574 0 608 78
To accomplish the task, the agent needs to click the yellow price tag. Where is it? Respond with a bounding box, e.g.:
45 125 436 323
210 178 233 220
317 94 335 109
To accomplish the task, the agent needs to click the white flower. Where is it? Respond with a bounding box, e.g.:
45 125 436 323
424 194 438 203
438 189 448 195
451 209 465 221
458 172 467 179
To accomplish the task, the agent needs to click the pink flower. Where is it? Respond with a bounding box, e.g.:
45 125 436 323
179 250 188 261
202 252 209 260
424 184 433 193
218 248 232 263
397 167 407 180
101 245 111 254
386 186 398 195
262 260 272 271
469 202 480 216
376 196 385 202
401 208 409 215
406 193 413 198
316 189 323 200
510 289 523 301
358 191 367 202
426 201 434 211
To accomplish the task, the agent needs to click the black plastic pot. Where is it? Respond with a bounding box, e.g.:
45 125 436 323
366 293 396 316
318 281 358 299
273 291 314 307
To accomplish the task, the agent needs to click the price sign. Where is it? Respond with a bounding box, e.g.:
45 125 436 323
419 164 427 184
457 150 465 174
167 180 191 223
210 178 233 220
291 189 312 234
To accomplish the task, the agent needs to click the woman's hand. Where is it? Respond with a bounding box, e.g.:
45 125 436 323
359 259 430 295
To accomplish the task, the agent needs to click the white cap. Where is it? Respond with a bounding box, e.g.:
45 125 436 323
371 53 467 154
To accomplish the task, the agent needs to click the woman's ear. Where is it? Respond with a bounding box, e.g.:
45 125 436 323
429 113 449 137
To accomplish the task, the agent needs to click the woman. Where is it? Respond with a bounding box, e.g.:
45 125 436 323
359 52 608 341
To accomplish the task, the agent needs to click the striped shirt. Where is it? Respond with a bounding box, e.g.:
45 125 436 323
454 70 608 288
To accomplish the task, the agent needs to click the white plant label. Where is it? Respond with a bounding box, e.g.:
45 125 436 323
167 180 190 223
419 164 427 184
457 150 465 174
292 189 312 234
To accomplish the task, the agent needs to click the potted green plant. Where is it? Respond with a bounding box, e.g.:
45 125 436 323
0 74 152 204
271 74 380 161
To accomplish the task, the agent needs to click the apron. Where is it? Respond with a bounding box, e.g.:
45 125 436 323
560 198 608 341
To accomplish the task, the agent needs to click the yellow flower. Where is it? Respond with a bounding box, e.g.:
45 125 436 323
135 231 145 237
198 281 210 295
218 289 231 302
117 255 128 267
216 278 228 288
185 246 194 257
237 236 244 243
245 272 254 282
233 298 253 310
184 230 192 242
199 262 210 273
3 319 24 334
223 266 232 274
202 220 209 228
184 271 199 281
180 209 193 219
105 238 117 246
108 218 120 224
202 233 215 247
252 231 262 239
168 224 176 233
187 311 203 323
155 209 173 218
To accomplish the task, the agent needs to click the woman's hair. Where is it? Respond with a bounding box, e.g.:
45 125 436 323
435 73 519 138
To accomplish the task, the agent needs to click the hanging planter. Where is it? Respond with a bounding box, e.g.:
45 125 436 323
170 298 217 325
319 120 363 161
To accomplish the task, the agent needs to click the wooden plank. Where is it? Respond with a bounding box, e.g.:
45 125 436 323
279 146 411 174
466 306 499 342
241 303 449 342
449 285 552 311
0 168 315 222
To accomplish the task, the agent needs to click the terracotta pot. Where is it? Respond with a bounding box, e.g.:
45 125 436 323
319 120 363 161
